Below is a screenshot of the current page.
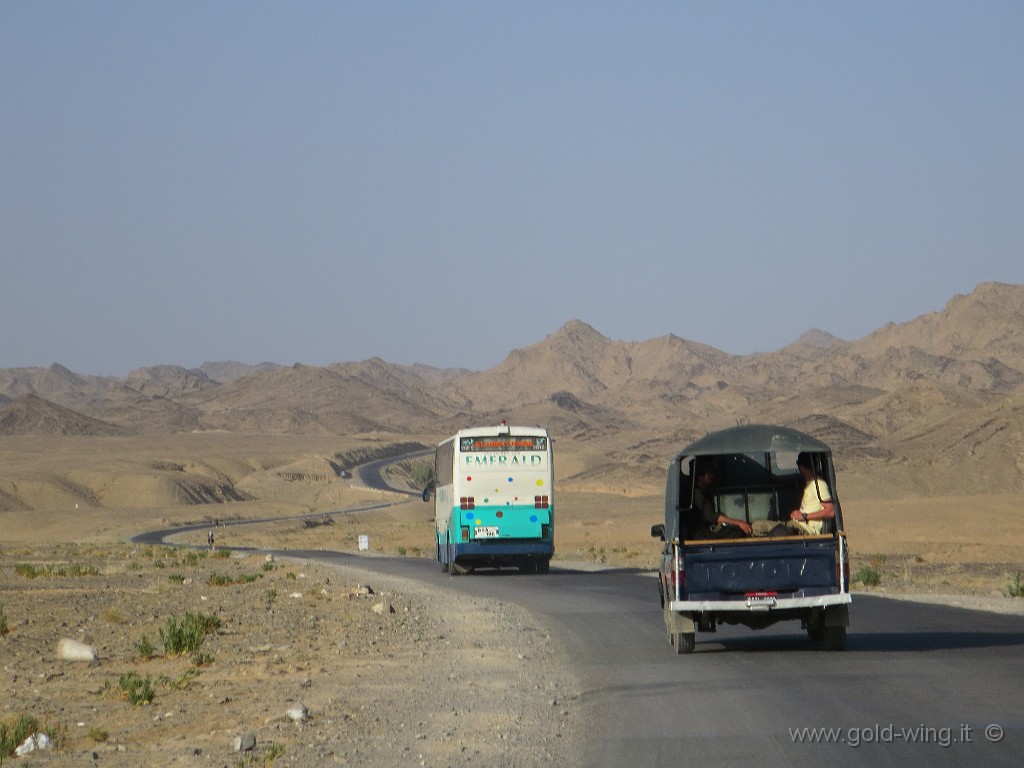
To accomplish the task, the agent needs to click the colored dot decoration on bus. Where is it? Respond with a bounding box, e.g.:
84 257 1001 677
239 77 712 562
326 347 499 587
495 511 503 518
530 515 538 523
508 477 514 483
465 512 475 521
536 479 544 486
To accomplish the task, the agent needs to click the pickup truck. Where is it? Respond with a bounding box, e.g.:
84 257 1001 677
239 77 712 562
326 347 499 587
651 425 851 653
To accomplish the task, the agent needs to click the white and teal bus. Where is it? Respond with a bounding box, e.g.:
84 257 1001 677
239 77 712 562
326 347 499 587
426 422 554 573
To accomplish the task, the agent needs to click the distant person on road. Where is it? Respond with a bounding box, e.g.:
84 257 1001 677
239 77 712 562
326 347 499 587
787 452 835 534
691 459 751 538
208 529 215 549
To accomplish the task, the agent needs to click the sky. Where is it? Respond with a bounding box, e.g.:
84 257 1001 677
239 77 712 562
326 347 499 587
2 1 1022 375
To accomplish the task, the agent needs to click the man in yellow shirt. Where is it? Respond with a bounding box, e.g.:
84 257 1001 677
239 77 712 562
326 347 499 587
788 452 834 534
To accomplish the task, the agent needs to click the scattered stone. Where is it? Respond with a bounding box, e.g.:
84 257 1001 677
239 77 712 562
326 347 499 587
232 732 257 752
372 601 395 615
286 703 310 723
15 733 51 755
56 638 98 662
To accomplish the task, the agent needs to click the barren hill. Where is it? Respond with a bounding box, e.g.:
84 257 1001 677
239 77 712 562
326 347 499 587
0 394 126 436
2 282 1023 497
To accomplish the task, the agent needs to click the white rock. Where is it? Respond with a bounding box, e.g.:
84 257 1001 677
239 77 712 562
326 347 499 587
15 733 50 755
286 703 309 722
56 638 98 662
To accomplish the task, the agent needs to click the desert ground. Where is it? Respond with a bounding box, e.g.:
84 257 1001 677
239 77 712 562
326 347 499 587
2 433 1023 765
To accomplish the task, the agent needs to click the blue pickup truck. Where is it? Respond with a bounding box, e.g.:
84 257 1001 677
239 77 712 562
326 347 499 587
651 425 851 653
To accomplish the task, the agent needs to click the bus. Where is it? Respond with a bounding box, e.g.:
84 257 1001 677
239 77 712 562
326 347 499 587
425 422 554 573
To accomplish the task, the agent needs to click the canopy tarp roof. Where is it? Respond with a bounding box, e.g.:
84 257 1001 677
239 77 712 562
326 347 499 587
671 424 830 464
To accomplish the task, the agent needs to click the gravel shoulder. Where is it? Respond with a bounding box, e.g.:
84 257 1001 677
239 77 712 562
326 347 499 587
0 543 585 767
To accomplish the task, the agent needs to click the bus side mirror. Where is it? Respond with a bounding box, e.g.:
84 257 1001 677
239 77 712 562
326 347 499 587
422 486 432 502
651 524 665 541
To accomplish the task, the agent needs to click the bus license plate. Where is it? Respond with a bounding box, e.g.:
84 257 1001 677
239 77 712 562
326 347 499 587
474 526 499 538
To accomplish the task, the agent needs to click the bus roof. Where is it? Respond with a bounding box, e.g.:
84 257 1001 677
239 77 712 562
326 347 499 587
440 424 549 444
672 424 830 463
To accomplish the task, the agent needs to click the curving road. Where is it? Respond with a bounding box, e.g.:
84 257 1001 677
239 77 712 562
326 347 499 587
135 458 1023 767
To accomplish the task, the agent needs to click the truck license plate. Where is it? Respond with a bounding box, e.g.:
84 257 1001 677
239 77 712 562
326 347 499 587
474 526 499 538
745 593 777 608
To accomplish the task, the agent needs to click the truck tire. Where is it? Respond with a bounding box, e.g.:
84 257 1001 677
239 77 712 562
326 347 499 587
823 625 846 651
673 632 696 654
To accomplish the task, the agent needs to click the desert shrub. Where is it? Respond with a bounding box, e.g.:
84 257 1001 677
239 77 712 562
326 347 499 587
192 651 214 668
13 562 99 579
135 635 156 660
14 564 49 578
853 565 882 587
117 671 155 706
206 572 261 586
410 462 435 490
235 742 286 767
1006 572 1024 598
159 612 221 656
0 603 8 637
161 667 201 691
88 727 109 743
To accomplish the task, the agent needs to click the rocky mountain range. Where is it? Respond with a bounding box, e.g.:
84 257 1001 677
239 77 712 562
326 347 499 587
3 281 1023 496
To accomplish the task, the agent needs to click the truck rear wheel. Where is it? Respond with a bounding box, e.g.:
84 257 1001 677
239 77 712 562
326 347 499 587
823 626 846 651
672 632 695 654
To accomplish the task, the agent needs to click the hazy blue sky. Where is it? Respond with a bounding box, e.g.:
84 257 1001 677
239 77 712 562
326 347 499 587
3 1 1022 375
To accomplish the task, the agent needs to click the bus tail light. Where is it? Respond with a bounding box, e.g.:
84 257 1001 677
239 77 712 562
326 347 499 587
461 527 470 542
460 497 475 510
534 495 548 509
